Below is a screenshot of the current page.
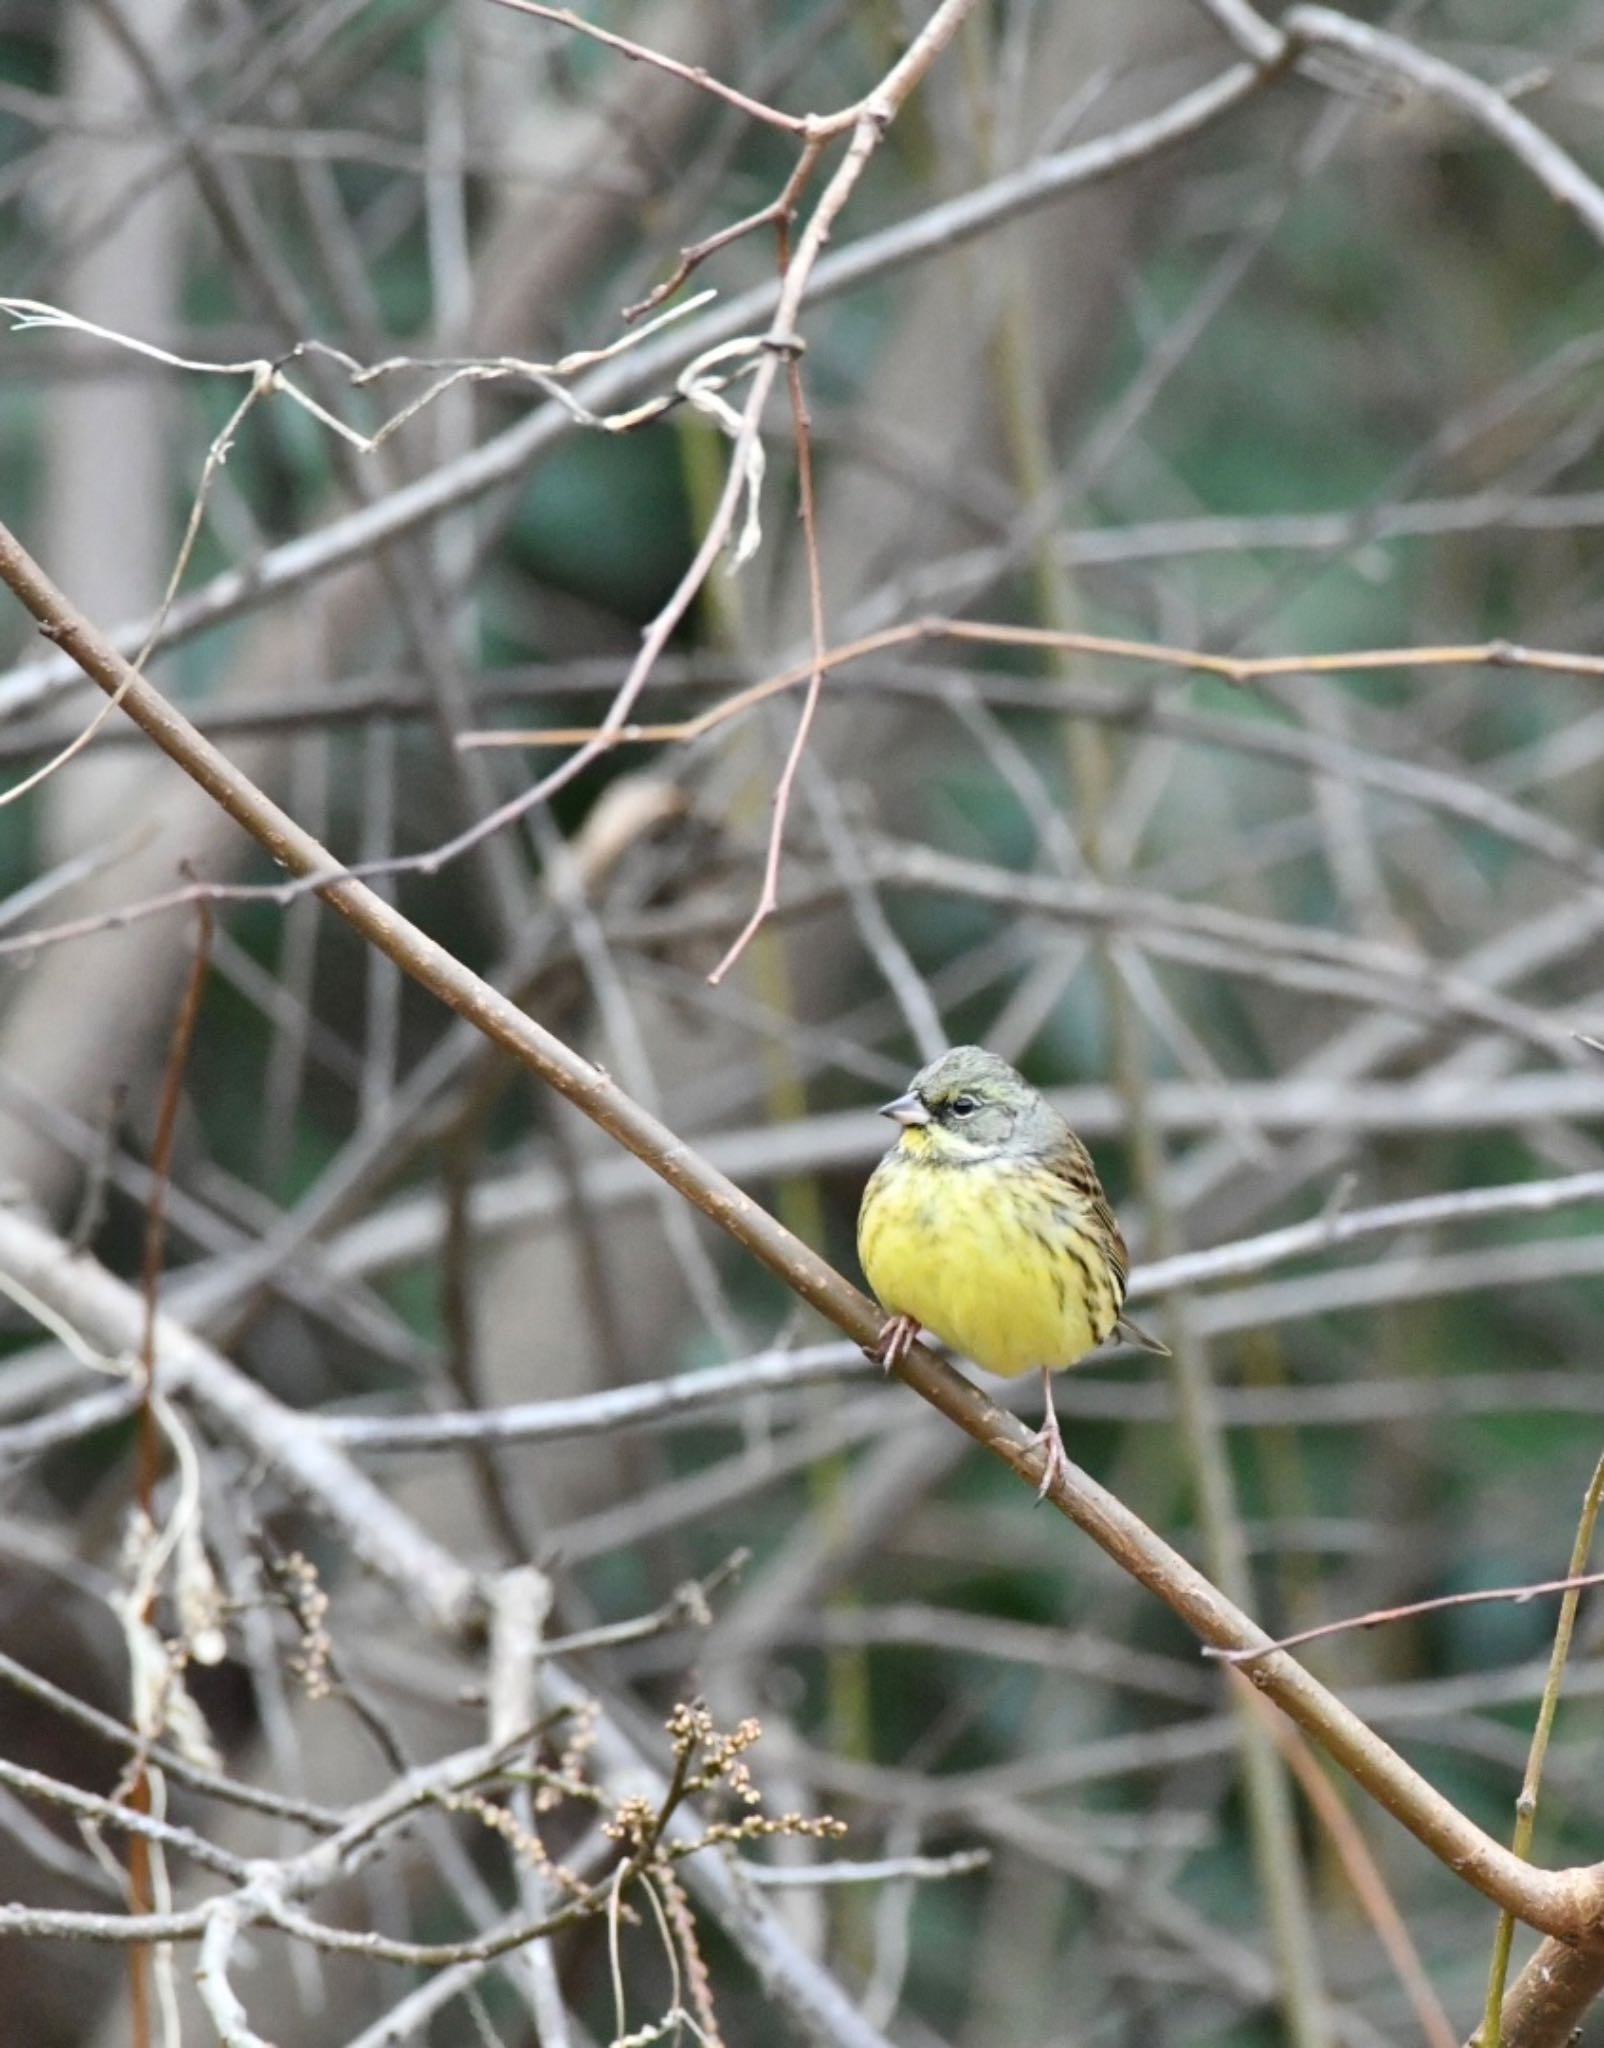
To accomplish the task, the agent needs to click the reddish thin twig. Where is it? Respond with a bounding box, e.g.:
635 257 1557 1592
460 620 1604 756
1207 1570 1604 1665
624 136 826 323
1235 1679 1457 2048
487 0 818 134
6 610 1595 965
477 0 981 939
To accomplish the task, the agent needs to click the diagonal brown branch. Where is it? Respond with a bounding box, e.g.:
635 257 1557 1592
2 522 1604 1948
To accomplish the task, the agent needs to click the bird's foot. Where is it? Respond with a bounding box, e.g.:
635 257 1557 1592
1028 1367 1070 1502
870 1312 920 1372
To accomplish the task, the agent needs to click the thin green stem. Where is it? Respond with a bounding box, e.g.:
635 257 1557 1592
1480 1450 1604 2048
986 230 1330 2048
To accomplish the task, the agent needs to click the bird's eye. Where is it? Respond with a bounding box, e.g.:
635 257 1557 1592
950 1094 978 1118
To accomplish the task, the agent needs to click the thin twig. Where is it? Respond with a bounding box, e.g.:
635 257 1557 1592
461 617 1604 755
623 140 825 322
1209 1572 1604 1666
1479 1453 1604 2048
1236 1681 1457 2048
706 209 830 983
486 0 819 134
486 0 982 913
1284 7 1604 245
125 899 212 2045
0 53 1293 727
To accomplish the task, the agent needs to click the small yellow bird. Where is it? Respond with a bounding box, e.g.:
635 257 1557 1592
857 1045 1167 1497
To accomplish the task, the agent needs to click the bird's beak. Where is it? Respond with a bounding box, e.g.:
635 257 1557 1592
879 1091 931 1127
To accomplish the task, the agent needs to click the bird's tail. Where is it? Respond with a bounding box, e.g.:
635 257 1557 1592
1115 1313 1170 1357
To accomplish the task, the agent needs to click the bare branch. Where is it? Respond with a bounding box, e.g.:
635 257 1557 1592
2 525 1602 1946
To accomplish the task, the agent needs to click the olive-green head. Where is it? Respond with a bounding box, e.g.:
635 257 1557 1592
878 1045 1060 1161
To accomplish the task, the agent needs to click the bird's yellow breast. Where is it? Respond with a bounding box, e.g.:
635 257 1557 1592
857 1150 1118 1378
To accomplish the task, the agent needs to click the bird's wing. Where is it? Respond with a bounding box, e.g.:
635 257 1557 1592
1043 1130 1168 1354
1044 1130 1129 1296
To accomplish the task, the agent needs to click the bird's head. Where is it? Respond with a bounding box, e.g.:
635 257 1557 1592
878 1045 1056 1163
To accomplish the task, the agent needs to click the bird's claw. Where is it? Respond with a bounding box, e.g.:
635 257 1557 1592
1028 1406 1071 1503
870 1312 919 1372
